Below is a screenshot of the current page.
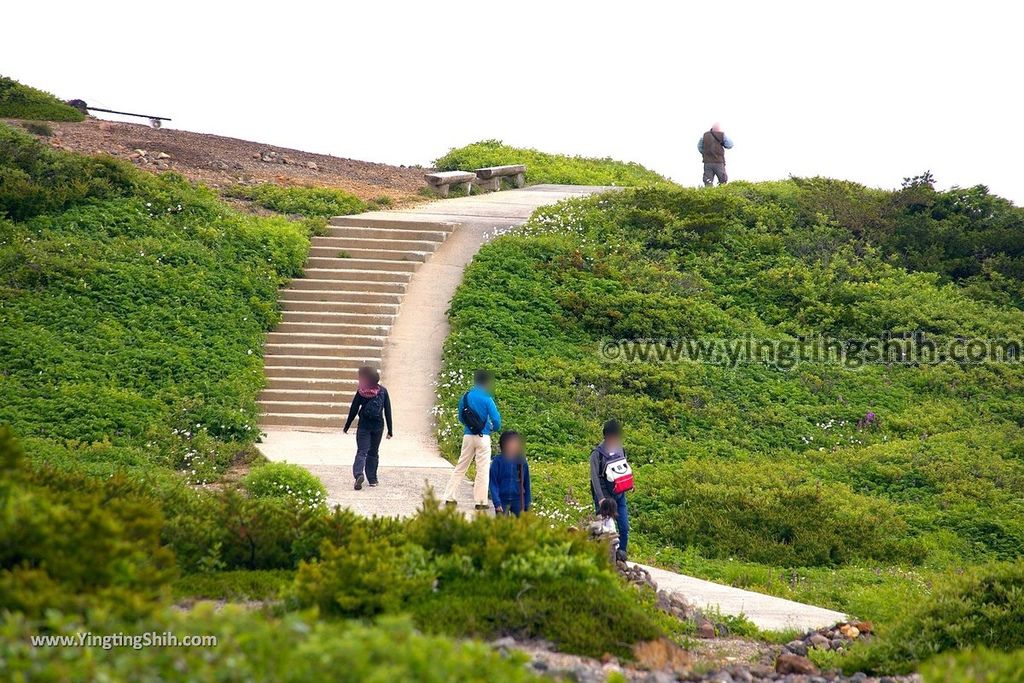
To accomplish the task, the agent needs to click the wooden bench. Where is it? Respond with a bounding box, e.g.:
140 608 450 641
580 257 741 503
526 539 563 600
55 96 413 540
474 164 526 191
424 170 476 198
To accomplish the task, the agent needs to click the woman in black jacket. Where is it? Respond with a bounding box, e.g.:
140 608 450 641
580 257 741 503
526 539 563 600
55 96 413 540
343 366 393 490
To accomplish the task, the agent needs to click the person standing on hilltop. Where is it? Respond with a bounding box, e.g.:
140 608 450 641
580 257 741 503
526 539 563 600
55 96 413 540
589 420 634 561
698 123 734 186
343 366 393 490
444 370 502 510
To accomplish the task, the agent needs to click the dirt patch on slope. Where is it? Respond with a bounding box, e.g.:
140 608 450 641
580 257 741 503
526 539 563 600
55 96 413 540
13 117 430 205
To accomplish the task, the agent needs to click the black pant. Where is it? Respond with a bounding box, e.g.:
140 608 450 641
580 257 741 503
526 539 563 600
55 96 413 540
353 424 384 483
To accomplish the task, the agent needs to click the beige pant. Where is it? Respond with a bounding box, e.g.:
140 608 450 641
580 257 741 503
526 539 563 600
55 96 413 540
443 434 491 505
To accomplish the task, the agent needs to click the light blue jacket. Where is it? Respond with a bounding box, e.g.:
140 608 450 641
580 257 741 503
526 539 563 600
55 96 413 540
459 385 501 436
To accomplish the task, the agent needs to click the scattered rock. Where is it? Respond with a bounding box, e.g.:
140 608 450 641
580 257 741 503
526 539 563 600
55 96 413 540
839 624 860 639
808 633 830 649
656 590 693 621
775 653 819 675
156 151 171 160
306 161 319 170
133 148 147 157
784 639 808 657
696 619 716 639
854 620 873 634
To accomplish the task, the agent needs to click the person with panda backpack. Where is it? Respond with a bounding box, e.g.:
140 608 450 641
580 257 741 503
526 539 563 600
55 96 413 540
589 419 633 561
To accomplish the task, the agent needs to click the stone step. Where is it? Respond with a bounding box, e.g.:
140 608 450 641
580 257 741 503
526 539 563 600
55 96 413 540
326 226 449 242
312 235 442 252
286 278 407 294
305 256 419 273
261 412 345 428
265 362 368 376
274 321 391 336
308 246 430 262
259 400 347 416
259 389 354 403
280 310 395 325
329 216 458 232
266 332 386 348
280 298 399 313
279 289 402 305
264 343 383 359
265 377 358 391
303 268 412 283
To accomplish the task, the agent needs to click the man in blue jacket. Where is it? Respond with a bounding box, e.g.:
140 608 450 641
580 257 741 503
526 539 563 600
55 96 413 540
443 369 501 510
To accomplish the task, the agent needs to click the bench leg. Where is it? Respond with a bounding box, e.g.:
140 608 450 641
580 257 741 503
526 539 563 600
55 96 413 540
435 183 450 198
462 181 474 195
513 172 525 188
478 177 500 192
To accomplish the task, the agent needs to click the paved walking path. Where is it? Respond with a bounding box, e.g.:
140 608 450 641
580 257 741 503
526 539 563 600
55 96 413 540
257 184 846 630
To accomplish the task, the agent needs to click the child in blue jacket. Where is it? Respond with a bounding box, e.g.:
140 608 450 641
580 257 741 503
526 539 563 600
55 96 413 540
490 431 531 516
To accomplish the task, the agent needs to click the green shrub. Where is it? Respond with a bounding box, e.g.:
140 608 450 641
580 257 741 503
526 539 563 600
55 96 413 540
638 461 922 567
295 529 433 618
0 76 84 121
172 569 294 601
225 183 366 217
23 122 52 137
0 428 175 618
294 497 664 658
434 139 670 186
1 608 543 682
921 647 1024 683
243 462 328 508
843 561 1024 674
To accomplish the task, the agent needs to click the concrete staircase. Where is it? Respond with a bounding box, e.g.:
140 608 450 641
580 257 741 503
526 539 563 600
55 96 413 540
259 215 458 429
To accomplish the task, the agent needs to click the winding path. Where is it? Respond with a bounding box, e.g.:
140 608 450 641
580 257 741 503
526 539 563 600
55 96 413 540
257 185 846 631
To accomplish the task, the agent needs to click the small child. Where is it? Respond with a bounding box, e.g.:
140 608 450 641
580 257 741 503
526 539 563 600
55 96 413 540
589 497 620 562
489 431 531 516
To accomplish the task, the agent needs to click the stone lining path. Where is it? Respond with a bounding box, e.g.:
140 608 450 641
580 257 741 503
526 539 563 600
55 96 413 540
257 184 846 630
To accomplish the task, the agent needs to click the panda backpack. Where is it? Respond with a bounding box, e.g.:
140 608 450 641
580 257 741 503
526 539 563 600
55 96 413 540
603 449 634 494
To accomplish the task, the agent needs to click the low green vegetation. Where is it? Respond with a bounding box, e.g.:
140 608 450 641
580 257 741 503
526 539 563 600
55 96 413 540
921 648 1024 683
0 122 309 481
437 177 1024 658
225 182 366 217
0 76 85 122
3 426 667 675
842 561 1024 674
2 609 543 682
435 139 670 186
242 461 328 507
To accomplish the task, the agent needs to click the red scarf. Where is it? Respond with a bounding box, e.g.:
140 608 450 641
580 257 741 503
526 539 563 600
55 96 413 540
358 378 381 399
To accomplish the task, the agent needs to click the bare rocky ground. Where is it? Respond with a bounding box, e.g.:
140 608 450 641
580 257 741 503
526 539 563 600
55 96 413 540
8 117 430 204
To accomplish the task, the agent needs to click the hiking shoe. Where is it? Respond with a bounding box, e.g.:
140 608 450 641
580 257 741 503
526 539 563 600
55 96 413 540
368 482 379 488
354 475 364 491
474 504 490 511
444 500 458 508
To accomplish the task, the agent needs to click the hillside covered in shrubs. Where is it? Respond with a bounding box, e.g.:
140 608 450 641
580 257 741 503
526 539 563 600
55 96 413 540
437 176 1024 674
0 123 673 678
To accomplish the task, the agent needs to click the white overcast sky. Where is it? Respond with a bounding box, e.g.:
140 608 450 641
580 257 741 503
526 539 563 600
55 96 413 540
4 0 1022 202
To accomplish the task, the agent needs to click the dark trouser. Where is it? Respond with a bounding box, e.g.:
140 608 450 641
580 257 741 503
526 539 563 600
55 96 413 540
703 162 728 187
353 424 384 483
498 496 525 517
594 492 629 555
